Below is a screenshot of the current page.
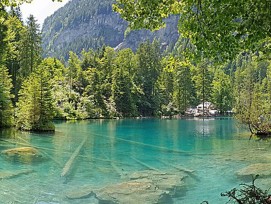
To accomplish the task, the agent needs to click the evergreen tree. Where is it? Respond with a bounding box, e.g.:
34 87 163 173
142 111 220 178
84 67 107 118
173 59 196 114
4 14 25 102
192 63 213 104
211 68 233 113
156 57 175 116
0 7 8 64
112 48 137 117
0 65 14 127
16 64 55 131
20 14 41 78
136 40 162 116
112 67 136 117
99 47 116 100
67 51 82 94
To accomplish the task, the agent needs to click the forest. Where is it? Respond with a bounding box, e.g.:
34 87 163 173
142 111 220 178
0 2 271 136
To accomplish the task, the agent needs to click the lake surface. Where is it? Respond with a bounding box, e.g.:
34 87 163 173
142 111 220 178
0 118 270 203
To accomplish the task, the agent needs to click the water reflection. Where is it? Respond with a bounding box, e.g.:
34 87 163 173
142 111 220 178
0 118 267 203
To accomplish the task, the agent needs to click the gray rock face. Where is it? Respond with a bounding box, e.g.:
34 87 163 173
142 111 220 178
42 0 179 59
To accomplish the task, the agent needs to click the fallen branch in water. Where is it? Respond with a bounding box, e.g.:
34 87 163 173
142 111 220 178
17 136 62 167
221 175 271 204
101 152 125 177
61 136 87 177
130 156 160 172
1 138 62 167
159 159 194 174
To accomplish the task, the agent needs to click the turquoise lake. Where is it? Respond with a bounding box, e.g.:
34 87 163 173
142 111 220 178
0 118 271 203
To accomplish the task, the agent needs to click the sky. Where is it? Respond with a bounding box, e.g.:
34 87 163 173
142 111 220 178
20 0 70 26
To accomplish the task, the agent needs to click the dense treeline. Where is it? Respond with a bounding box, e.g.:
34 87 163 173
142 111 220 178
51 42 233 120
0 7 271 134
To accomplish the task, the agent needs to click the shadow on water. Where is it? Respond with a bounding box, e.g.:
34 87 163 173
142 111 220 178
0 128 18 139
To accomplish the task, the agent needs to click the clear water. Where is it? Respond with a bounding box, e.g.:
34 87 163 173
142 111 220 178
0 118 270 204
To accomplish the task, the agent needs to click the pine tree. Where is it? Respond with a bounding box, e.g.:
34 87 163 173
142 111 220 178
192 62 213 104
16 64 55 131
136 40 162 116
112 68 136 117
4 14 25 102
211 68 233 113
112 48 137 117
0 7 8 64
20 15 41 78
0 65 14 128
173 60 196 114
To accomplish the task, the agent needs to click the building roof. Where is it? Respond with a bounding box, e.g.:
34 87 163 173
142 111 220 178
197 102 213 109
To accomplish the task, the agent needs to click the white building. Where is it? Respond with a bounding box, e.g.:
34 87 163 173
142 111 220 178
194 102 217 116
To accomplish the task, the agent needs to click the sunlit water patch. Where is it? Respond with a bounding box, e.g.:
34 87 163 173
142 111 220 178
0 118 270 203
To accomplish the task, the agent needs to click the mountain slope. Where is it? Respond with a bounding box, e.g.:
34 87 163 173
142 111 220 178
42 0 179 59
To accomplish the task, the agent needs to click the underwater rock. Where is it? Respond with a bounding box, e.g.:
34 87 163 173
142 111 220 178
0 169 34 179
96 178 168 204
2 147 39 156
129 170 186 192
254 177 271 190
1 147 43 164
66 186 95 199
66 170 186 203
236 163 271 177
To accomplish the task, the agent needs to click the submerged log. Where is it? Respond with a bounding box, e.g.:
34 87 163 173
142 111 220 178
130 156 160 172
15 136 62 166
61 136 87 177
0 169 34 179
159 160 194 174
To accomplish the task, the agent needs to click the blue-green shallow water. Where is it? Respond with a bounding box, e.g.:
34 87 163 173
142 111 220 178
0 118 270 203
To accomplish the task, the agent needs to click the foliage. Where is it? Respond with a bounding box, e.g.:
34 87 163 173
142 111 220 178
20 14 42 76
211 68 233 113
4 13 26 102
16 64 55 131
0 0 61 7
114 0 271 60
221 175 271 204
191 62 213 104
0 66 14 127
233 57 271 134
1 3 271 136
135 40 162 116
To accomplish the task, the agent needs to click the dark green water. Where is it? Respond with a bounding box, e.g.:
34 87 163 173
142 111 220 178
0 118 270 203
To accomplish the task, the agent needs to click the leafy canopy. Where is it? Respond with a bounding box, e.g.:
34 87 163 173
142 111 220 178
0 0 61 7
114 0 271 60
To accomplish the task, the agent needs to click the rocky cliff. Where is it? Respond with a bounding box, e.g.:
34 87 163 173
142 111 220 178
42 0 179 59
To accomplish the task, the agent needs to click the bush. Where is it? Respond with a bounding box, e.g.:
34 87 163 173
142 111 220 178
221 175 271 204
